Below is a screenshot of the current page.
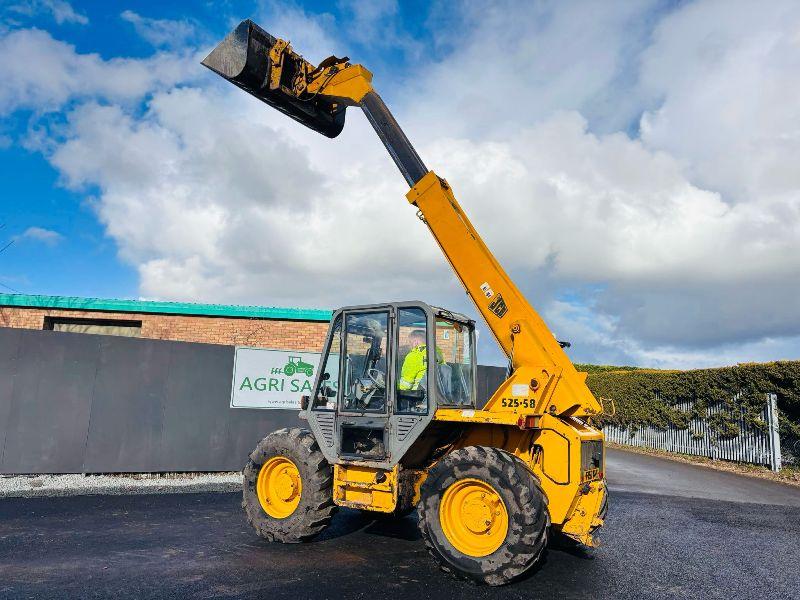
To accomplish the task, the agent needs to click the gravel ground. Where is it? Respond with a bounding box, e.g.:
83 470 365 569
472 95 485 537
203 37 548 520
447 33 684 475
0 472 242 499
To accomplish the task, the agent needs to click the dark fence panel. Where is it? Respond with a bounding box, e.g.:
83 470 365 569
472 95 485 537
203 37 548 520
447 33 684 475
2 330 98 473
0 328 21 470
0 328 300 474
0 328 507 474
476 365 507 409
83 337 172 472
158 341 236 472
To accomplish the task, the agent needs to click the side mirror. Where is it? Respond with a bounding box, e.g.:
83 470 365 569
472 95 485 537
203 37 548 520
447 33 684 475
322 372 331 381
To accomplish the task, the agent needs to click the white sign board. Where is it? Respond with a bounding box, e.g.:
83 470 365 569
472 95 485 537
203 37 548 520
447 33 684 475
231 347 324 410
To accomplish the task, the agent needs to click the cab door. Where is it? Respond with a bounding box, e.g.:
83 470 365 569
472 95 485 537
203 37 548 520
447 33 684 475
305 303 436 469
337 309 392 462
387 305 432 461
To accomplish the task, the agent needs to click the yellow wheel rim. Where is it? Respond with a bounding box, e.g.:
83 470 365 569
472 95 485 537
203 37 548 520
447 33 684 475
256 456 302 519
439 478 508 557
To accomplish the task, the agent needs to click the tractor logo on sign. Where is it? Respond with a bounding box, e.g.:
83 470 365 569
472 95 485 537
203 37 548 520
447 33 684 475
281 356 315 377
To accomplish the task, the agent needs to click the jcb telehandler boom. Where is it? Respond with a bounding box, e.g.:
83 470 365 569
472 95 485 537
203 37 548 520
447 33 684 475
203 20 606 586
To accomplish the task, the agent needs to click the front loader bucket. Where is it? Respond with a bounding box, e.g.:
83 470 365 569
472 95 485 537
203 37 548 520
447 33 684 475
201 19 346 138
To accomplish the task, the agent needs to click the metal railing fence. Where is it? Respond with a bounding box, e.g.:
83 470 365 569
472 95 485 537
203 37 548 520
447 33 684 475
603 393 782 471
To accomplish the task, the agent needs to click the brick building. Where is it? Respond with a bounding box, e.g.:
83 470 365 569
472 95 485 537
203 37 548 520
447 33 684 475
0 294 332 352
0 294 506 475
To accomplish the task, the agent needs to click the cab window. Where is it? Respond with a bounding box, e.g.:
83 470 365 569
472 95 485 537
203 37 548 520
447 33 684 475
312 316 341 410
395 307 429 414
341 311 389 413
435 318 475 406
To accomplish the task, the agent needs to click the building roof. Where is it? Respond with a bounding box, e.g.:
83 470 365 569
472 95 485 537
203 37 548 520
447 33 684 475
0 293 332 322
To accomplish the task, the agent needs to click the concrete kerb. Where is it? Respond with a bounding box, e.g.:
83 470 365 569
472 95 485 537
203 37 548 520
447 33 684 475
0 472 243 499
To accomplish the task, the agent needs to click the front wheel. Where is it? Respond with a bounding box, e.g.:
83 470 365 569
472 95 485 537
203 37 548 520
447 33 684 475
242 428 336 543
417 446 549 586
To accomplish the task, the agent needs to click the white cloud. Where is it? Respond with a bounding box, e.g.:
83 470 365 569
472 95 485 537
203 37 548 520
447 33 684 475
48 87 440 308
255 1 339 65
409 0 660 139
4 0 800 368
120 10 197 49
638 0 800 204
16 226 63 245
547 297 800 369
4 0 88 26
0 28 200 116
418 109 800 355
255 0 421 70
334 0 422 59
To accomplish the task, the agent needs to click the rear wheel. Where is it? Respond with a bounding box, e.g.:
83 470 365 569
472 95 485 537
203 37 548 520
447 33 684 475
418 446 549 586
243 428 336 542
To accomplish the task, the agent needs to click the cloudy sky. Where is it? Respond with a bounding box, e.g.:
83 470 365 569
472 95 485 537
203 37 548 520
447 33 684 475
1 0 799 368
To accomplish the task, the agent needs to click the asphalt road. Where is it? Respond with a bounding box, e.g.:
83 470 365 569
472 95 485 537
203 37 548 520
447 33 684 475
605 447 800 506
1 449 799 599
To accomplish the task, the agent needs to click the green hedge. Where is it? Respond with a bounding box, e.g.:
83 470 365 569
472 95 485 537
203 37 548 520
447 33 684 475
582 361 800 439
574 364 641 374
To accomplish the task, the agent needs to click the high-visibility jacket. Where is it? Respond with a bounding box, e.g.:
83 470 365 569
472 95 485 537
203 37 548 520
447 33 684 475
399 344 443 390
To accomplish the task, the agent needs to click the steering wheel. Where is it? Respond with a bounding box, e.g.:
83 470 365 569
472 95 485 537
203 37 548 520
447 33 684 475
349 370 385 410
366 368 385 388
350 378 374 408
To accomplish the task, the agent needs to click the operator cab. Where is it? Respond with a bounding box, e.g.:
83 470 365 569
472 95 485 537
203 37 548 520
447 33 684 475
304 301 476 468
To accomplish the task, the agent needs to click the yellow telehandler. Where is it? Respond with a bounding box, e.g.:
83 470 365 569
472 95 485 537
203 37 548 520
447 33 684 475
202 20 606 585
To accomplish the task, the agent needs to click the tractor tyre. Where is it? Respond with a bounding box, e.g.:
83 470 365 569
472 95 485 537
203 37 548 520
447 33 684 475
242 427 336 543
417 446 549 586
283 364 296 376
394 467 420 517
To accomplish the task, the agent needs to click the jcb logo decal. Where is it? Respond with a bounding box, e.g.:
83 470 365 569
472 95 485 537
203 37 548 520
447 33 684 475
489 293 508 318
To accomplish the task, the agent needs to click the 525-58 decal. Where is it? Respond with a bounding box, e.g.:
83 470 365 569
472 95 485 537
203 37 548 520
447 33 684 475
501 398 533 408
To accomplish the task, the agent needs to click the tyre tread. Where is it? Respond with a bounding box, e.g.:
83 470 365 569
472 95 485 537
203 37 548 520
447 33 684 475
242 427 336 543
417 446 549 586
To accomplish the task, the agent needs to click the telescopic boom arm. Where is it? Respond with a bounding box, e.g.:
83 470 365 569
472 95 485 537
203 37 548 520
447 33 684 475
202 20 602 419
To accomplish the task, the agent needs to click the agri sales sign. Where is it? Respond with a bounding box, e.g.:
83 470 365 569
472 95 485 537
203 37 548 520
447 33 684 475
230 347 323 409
